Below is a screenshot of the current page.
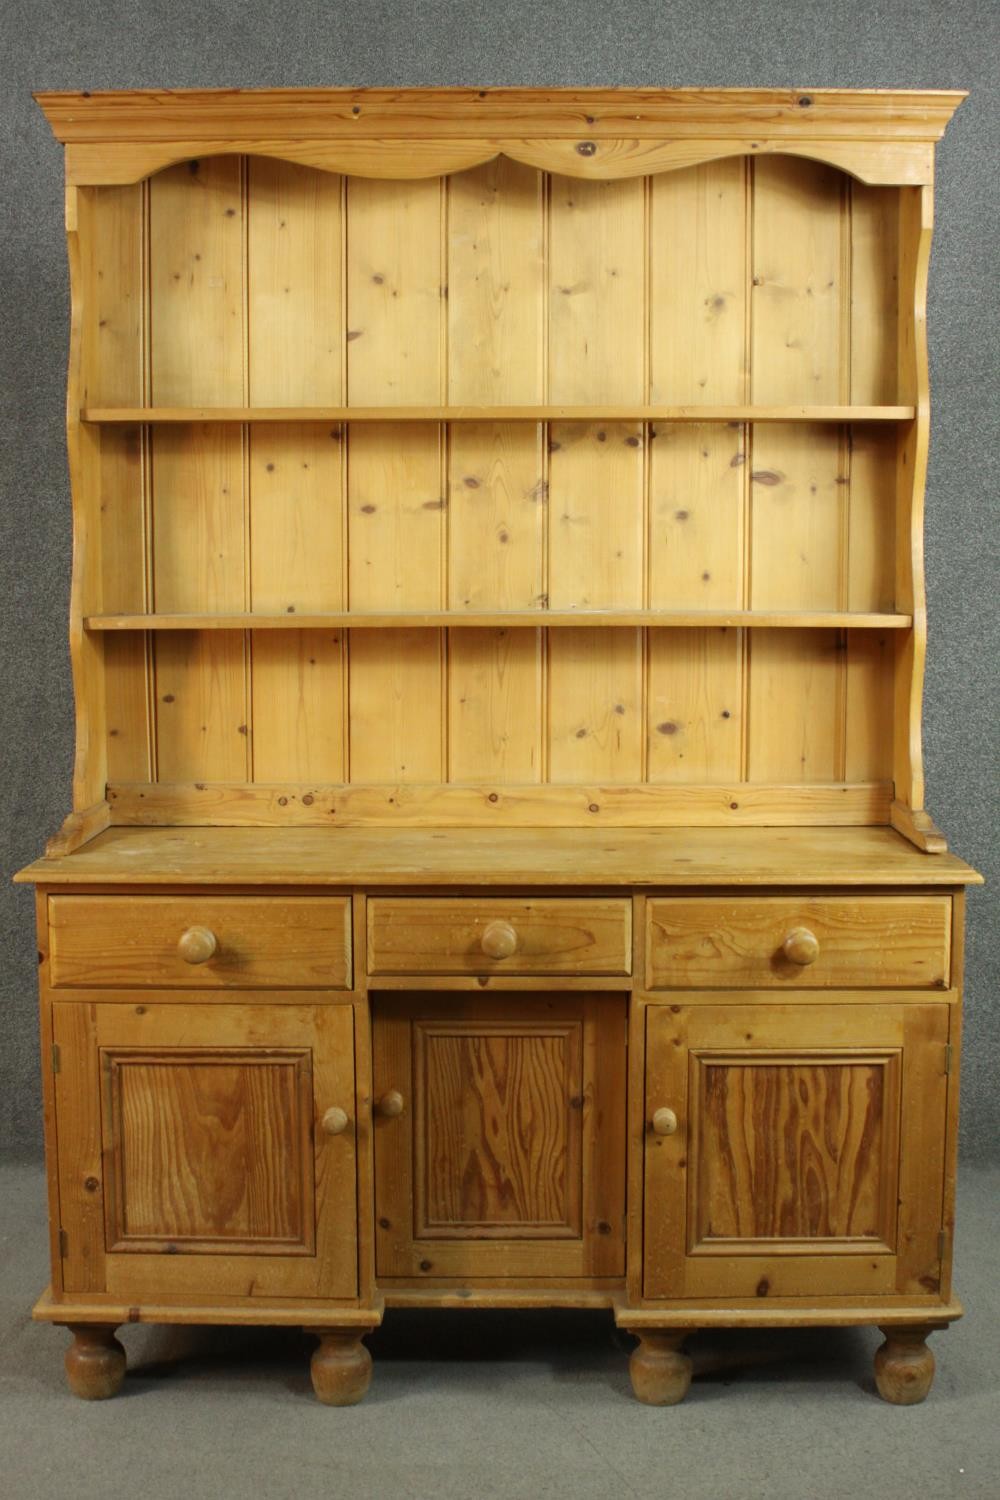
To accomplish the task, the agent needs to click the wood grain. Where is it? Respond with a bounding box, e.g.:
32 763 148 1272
367 897 631 976
22 94 978 1398
693 1056 895 1243
36 86 966 145
102 777 893 828
48 894 352 989
547 176 645 784
417 1022 580 1234
86 609 912 630
149 158 248 783
84 403 915 422
446 157 545 782
346 176 445 784
20 824 980 887
246 159 347 781
104 1049 314 1251
373 994 625 1280
643 1003 949 1300
54 1002 358 1300
645 895 951 989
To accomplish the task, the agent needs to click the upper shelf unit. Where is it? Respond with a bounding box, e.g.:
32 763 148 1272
35 87 966 834
82 405 915 424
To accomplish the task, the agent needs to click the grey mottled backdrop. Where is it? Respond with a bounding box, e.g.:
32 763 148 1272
1 1 997 1159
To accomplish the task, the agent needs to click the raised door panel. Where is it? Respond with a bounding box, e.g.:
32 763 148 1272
643 1003 949 1301
373 995 625 1280
416 1021 582 1240
103 1049 315 1253
53 1002 358 1301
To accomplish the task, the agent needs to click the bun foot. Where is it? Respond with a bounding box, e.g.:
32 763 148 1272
874 1325 937 1405
627 1329 693 1406
307 1327 373 1406
64 1325 126 1400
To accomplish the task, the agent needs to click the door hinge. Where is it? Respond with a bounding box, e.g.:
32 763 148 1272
51 1043 61 1074
938 1228 949 1261
58 1227 69 1259
944 1043 953 1076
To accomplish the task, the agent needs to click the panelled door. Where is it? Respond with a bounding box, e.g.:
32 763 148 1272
373 994 626 1280
644 1002 950 1301
54 1001 358 1300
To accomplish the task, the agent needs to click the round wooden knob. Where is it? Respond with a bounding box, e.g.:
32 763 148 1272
177 925 218 964
377 1090 405 1119
651 1107 678 1137
320 1106 349 1137
782 926 820 966
481 919 519 960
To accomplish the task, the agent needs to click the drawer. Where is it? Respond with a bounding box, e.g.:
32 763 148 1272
367 898 632 976
47 895 353 990
644 895 950 989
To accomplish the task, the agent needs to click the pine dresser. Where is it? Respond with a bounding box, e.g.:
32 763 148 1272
16 87 981 1407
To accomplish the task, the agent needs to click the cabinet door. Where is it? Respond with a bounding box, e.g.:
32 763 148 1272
373 995 626 1280
644 1003 949 1301
54 1002 358 1301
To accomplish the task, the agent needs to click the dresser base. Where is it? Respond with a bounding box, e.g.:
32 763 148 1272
36 1289 960 1405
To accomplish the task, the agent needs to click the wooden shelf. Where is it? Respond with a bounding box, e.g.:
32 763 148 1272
85 610 912 631
80 404 916 424
15 826 982 889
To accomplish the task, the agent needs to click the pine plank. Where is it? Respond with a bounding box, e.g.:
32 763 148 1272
447 629 543 782
90 185 151 782
247 424 346 780
647 629 743 783
751 157 846 403
246 158 343 403
649 159 748 405
84 403 915 422
86 610 912 631
65 188 110 812
36 85 967 146
446 160 545 780
149 158 245 403
149 158 248 782
851 182 900 405
747 631 843 782
747 161 850 786
845 631 894 782
246 159 347 781
847 187 899 784
18 824 980 887
548 176 645 783
151 426 247 780
346 178 445 783
893 186 934 821
750 425 845 610
648 161 749 785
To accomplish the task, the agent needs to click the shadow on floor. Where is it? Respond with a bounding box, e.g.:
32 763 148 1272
122 1311 873 1401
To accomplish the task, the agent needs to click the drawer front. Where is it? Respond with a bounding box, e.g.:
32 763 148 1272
48 895 352 990
645 895 950 989
367 898 632 976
